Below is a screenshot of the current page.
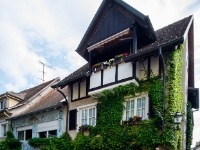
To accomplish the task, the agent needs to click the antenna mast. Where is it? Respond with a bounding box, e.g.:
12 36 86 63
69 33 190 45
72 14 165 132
39 61 54 82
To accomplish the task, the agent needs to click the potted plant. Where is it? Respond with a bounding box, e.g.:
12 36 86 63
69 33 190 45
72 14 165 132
123 116 142 126
113 53 129 65
92 62 107 72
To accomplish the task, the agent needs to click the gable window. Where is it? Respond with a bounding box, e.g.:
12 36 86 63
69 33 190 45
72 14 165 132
77 102 97 131
0 98 7 110
124 95 148 120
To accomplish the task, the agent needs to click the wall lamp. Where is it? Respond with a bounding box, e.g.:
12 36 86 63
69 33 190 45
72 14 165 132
173 112 183 130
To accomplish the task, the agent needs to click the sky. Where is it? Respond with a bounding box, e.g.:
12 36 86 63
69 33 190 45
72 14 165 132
0 0 200 147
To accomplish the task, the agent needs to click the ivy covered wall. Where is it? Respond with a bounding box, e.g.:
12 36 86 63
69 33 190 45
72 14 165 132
28 45 194 150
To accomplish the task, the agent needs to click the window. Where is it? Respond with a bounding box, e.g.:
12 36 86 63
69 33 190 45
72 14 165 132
0 124 7 137
77 102 97 131
81 107 96 126
124 96 148 120
38 130 57 138
0 101 4 110
0 98 6 110
17 129 32 140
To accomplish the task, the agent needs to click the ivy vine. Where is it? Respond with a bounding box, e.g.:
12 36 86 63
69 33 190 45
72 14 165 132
72 45 186 150
186 102 193 150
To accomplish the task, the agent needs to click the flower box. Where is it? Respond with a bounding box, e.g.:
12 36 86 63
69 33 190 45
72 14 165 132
93 65 107 73
112 57 124 66
123 116 142 126
123 120 141 126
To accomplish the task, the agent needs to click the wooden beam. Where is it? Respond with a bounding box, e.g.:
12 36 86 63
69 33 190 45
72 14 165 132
132 24 137 54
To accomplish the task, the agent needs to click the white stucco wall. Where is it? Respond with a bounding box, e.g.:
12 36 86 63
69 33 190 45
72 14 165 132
90 71 101 89
68 97 98 139
151 56 159 76
72 82 79 100
103 66 115 84
80 80 86 98
118 62 132 80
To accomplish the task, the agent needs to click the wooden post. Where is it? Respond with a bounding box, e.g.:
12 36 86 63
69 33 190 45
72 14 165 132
132 24 137 54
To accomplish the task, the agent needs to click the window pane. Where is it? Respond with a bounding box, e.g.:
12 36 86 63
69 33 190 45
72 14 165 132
89 109 92 117
142 109 145 118
137 109 141 116
92 118 95 126
25 129 32 140
137 98 141 108
142 97 145 107
39 131 47 138
126 101 130 110
131 100 134 109
48 130 57 137
85 110 87 119
93 108 95 117
18 131 24 140
82 110 84 119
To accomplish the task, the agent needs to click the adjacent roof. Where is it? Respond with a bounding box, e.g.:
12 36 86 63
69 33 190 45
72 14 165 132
9 86 68 120
53 15 193 88
52 64 89 88
8 77 60 109
0 91 25 101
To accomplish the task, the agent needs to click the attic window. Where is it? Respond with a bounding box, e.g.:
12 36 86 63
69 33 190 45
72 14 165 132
87 28 132 52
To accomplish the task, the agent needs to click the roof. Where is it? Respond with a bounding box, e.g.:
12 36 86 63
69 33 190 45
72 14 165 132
52 63 89 88
10 86 68 120
53 15 193 88
137 15 193 53
8 77 60 109
76 0 156 60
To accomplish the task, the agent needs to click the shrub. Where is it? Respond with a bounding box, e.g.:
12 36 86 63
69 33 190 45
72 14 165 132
0 131 21 150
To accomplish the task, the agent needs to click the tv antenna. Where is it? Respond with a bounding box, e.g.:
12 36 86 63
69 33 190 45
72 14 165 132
39 60 54 82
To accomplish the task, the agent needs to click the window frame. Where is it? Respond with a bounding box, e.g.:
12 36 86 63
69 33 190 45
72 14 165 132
17 129 32 141
0 101 4 110
38 130 57 138
77 102 97 132
123 94 149 121
0 123 7 137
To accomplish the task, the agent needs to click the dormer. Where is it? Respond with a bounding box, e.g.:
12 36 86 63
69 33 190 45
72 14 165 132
76 0 157 65
74 0 156 95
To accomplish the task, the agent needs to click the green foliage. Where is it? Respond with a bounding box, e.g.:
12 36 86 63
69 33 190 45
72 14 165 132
0 131 21 150
28 133 72 150
186 102 193 150
27 45 185 150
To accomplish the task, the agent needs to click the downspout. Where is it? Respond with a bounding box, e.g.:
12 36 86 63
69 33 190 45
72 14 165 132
159 47 166 132
56 86 69 135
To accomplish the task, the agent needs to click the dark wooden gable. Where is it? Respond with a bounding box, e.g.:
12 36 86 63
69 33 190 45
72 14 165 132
89 3 133 46
76 0 157 61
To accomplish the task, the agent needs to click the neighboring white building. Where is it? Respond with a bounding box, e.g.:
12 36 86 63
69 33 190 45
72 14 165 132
0 77 67 141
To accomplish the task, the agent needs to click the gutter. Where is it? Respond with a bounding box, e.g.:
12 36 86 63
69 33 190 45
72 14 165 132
124 37 184 62
52 74 87 89
159 47 166 132
56 86 69 135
